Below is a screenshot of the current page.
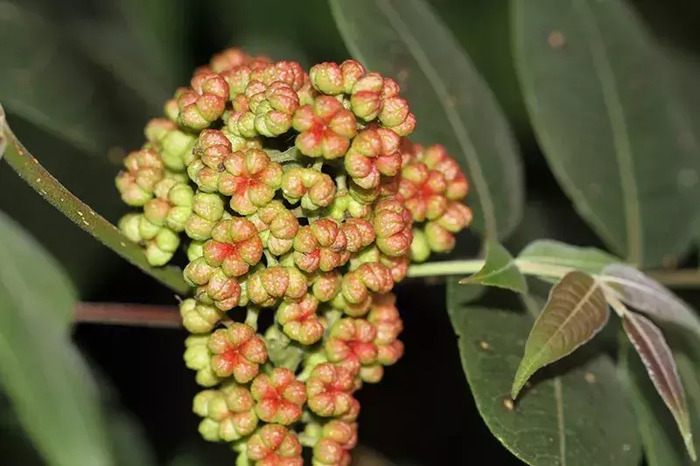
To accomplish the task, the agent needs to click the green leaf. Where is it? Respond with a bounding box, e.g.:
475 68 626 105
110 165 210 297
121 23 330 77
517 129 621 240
329 0 524 240
0 1 112 154
621 340 700 466
107 409 157 466
72 0 187 112
512 271 609 398
518 239 620 275
601 263 700 338
0 211 113 466
622 311 696 460
447 281 641 466
459 240 527 293
513 0 700 267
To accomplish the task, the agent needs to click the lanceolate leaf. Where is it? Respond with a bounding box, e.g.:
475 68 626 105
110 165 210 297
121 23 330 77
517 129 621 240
329 0 524 240
602 263 700 338
512 271 609 398
518 239 620 275
513 0 700 267
0 211 113 466
622 311 696 460
447 281 641 466
459 240 527 293
622 341 700 466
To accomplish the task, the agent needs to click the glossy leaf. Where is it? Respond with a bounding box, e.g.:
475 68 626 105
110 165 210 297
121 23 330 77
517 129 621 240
512 271 609 398
622 311 696 460
518 239 620 275
513 0 700 267
0 1 112 154
0 211 113 466
329 0 524 240
622 341 700 466
447 281 641 466
602 263 700 337
459 240 527 293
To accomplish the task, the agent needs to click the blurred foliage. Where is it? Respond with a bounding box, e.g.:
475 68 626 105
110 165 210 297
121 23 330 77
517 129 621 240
2 0 700 465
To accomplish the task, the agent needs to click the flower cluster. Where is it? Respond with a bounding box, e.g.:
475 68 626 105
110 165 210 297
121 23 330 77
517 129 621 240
116 48 472 465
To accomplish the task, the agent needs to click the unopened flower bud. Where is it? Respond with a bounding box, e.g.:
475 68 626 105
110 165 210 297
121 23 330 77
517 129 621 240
250 201 300 256
247 266 308 307
184 335 221 387
251 368 306 425
372 196 412 257
116 149 165 206
281 167 336 210
325 318 378 375
209 323 268 383
180 298 224 334
277 294 325 345
410 228 431 263
172 72 229 130
218 148 282 215
344 127 401 190
246 424 303 465
293 96 356 159
204 217 263 277
306 363 357 418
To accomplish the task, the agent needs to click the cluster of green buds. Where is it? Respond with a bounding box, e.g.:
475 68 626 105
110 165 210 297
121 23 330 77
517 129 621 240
115 48 472 465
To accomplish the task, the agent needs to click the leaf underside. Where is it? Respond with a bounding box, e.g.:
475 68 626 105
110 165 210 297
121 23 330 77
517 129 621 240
602 263 700 338
512 271 609 398
622 311 696 460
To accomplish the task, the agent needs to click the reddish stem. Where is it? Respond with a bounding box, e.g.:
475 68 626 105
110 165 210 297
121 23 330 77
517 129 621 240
74 302 182 328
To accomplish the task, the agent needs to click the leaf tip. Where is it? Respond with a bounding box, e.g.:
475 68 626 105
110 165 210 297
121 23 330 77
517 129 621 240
684 432 696 462
458 276 474 285
510 364 530 400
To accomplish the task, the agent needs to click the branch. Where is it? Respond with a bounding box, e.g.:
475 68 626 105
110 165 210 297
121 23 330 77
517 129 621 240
74 302 181 328
0 104 190 295
646 269 700 289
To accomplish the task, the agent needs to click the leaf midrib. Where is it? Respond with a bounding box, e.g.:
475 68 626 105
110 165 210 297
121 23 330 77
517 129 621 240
572 0 642 264
523 278 601 378
373 0 499 238
626 314 686 424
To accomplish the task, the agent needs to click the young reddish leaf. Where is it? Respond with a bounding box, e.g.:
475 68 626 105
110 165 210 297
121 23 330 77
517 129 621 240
622 311 696 460
512 271 609 398
603 263 700 337
459 240 527 293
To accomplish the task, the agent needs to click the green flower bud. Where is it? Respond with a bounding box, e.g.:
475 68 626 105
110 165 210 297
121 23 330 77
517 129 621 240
410 228 431 263
180 298 224 334
184 335 221 387
118 213 142 243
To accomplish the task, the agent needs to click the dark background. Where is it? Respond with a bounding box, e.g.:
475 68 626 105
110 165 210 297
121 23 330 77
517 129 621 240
1 0 700 464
